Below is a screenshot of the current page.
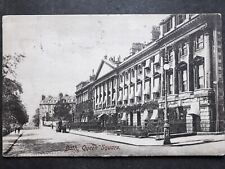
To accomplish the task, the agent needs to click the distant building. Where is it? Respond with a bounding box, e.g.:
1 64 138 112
39 94 76 123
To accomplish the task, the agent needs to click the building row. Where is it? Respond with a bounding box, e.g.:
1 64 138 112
76 14 224 134
39 94 76 123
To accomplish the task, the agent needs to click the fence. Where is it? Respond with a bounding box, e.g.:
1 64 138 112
69 120 225 137
70 122 102 131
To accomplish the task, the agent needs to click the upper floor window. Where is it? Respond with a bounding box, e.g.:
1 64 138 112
138 65 142 75
179 42 187 57
195 64 204 89
131 69 135 78
165 18 173 33
167 48 173 62
120 75 123 83
168 73 173 94
176 14 186 25
194 33 204 51
180 69 187 92
125 72 129 81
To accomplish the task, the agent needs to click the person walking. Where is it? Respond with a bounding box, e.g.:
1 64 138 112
18 126 21 134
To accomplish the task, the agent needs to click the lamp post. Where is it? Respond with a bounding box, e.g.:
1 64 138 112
163 61 171 145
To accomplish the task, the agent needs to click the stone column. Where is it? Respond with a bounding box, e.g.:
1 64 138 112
173 45 179 94
204 29 212 88
115 76 118 106
128 70 131 105
105 81 108 107
134 66 138 103
150 61 154 99
142 64 145 103
187 36 194 91
161 49 166 97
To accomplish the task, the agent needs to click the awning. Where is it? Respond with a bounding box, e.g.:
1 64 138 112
154 54 160 64
144 81 150 95
150 109 158 120
117 90 123 102
135 84 142 97
129 87 135 99
121 113 127 121
153 78 160 93
187 102 200 116
98 113 105 119
142 109 149 121
123 89 128 101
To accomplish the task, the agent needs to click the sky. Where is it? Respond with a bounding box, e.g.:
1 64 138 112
3 14 168 120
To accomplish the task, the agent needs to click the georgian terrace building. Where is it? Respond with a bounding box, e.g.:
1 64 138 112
75 72 95 123
39 95 76 124
89 14 224 134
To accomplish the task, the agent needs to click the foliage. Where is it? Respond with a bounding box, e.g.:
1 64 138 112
2 54 25 78
2 77 29 125
33 108 40 127
116 101 159 113
53 94 72 121
2 54 29 130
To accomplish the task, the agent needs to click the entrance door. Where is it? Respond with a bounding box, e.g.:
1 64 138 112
192 114 200 133
137 111 141 126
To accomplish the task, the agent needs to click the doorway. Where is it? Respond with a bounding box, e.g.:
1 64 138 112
192 114 200 133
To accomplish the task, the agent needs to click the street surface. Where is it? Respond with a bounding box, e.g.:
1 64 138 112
4 127 225 156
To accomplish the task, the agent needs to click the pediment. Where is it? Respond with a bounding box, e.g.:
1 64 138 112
95 60 114 80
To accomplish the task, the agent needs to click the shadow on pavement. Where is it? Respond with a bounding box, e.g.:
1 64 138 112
5 137 82 156
171 139 225 146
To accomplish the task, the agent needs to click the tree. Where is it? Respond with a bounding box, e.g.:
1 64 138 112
53 93 72 121
2 54 29 131
33 108 40 127
3 54 25 78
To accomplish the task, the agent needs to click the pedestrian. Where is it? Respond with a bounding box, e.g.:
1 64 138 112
18 126 21 134
14 127 17 133
51 123 53 129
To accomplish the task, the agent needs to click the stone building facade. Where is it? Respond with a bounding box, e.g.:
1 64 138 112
39 95 76 123
78 14 224 134
75 73 95 122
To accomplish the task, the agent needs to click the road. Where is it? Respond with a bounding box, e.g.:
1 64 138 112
5 127 225 156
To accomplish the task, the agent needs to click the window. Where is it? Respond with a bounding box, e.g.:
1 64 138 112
194 33 204 51
165 18 173 32
176 14 186 25
195 64 204 89
168 73 173 94
138 65 142 75
120 75 123 83
168 48 173 62
179 42 187 57
125 72 129 81
180 69 187 92
130 99 134 104
144 94 150 100
131 69 135 78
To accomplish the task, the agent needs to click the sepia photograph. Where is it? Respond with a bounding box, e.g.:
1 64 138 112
2 14 225 157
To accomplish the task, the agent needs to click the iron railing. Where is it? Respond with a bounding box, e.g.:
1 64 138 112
69 120 225 137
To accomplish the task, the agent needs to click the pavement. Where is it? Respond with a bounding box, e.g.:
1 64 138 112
69 129 225 146
2 131 23 155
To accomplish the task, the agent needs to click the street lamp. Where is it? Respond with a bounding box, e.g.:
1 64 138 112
163 61 171 145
